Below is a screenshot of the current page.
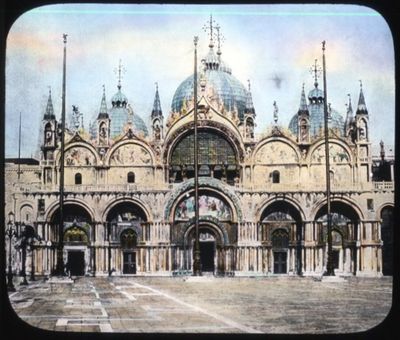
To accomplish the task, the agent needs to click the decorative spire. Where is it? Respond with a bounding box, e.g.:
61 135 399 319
356 80 368 115
345 93 353 124
273 101 279 124
298 83 309 115
44 86 55 119
98 85 109 119
245 79 255 115
151 82 163 119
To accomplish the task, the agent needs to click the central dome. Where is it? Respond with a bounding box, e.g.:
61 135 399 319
171 47 248 121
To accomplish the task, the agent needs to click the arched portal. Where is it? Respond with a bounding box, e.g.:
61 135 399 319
106 201 147 275
315 202 360 275
381 206 393 275
50 203 93 276
120 229 138 274
260 200 303 274
183 221 232 275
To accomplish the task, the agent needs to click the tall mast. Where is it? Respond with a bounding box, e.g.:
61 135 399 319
192 36 201 276
17 112 21 181
55 33 67 276
322 41 334 276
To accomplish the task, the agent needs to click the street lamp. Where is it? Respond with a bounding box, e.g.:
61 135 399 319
6 212 17 292
19 223 29 285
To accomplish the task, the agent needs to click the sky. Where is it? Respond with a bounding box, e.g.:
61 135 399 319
5 3 395 158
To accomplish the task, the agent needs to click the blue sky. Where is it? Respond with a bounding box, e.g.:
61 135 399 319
5 3 395 157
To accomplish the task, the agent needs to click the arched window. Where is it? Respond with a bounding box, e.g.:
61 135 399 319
127 172 135 183
75 173 82 185
272 229 289 248
64 226 88 243
121 229 137 249
272 170 280 183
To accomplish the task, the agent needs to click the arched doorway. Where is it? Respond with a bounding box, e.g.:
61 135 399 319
106 201 147 275
260 201 303 275
272 229 289 274
185 224 224 274
121 229 137 274
315 202 359 275
64 226 88 276
50 204 92 276
381 206 393 275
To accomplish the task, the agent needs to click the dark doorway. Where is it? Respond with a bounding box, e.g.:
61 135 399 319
273 251 287 274
68 251 85 276
381 207 393 275
123 252 136 274
332 249 340 269
200 241 215 272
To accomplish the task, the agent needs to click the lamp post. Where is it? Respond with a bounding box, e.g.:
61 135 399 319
6 212 17 292
19 223 29 285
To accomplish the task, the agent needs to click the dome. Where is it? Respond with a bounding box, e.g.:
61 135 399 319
90 87 149 140
288 102 345 137
288 82 345 138
111 87 128 108
171 48 248 121
308 87 324 100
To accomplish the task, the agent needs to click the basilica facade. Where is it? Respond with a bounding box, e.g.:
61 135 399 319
4 27 394 278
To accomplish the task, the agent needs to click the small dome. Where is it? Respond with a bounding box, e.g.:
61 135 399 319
289 102 345 137
111 87 128 108
308 86 324 101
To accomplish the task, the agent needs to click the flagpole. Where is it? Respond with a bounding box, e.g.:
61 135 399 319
55 33 67 276
17 112 21 181
192 36 202 276
322 40 334 276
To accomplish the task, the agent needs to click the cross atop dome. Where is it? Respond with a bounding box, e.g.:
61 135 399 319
310 59 322 88
203 14 216 48
114 59 126 90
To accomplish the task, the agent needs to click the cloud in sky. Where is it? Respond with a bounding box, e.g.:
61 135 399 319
5 3 395 157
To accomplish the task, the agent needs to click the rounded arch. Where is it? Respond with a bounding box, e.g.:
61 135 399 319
63 225 89 243
119 228 138 249
253 136 301 165
182 219 229 246
18 201 34 224
104 139 155 166
102 197 151 223
308 138 354 165
57 141 100 166
311 196 363 221
165 177 242 222
163 121 245 165
256 196 306 223
376 202 394 221
45 199 95 223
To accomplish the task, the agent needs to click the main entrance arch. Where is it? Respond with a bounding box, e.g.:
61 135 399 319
105 201 147 275
259 200 303 275
50 203 93 276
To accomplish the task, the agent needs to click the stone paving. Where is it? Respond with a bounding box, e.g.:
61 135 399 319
7 275 393 334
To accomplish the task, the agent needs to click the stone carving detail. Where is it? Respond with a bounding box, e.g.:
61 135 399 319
311 144 350 164
255 141 298 164
65 147 96 166
110 144 152 165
